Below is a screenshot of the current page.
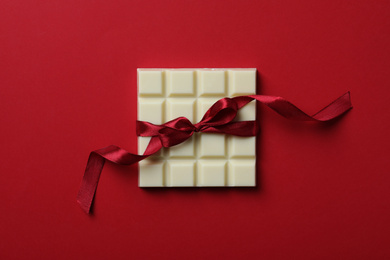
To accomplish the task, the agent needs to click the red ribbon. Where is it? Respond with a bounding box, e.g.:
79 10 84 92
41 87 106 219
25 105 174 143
77 92 352 214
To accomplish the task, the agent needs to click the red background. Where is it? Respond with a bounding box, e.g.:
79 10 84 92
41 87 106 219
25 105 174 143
1 0 389 259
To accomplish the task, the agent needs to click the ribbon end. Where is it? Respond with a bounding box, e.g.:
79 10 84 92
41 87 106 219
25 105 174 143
77 195 92 214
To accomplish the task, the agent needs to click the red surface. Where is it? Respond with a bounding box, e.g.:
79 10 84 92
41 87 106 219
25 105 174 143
1 0 389 259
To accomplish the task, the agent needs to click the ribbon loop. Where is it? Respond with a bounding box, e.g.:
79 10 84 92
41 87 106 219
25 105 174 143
199 97 239 126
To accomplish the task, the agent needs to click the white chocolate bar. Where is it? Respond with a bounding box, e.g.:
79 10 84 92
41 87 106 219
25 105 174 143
138 69 257 187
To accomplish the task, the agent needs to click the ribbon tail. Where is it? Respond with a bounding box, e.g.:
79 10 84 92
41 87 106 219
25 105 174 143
77 152 105 214
77 138 163 214
231 92 352 121
311 91 352 120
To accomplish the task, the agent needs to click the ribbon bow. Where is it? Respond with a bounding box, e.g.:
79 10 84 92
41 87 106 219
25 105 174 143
137 97 257 149
77 92 352 214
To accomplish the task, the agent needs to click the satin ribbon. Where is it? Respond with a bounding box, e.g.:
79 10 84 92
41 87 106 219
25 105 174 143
77 92 352 214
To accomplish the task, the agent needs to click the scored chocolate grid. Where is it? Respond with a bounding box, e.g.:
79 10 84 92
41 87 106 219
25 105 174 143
138 69 256 187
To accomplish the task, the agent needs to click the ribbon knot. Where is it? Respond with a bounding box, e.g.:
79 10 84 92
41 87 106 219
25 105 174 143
194 126 200 132
192 124 211 132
